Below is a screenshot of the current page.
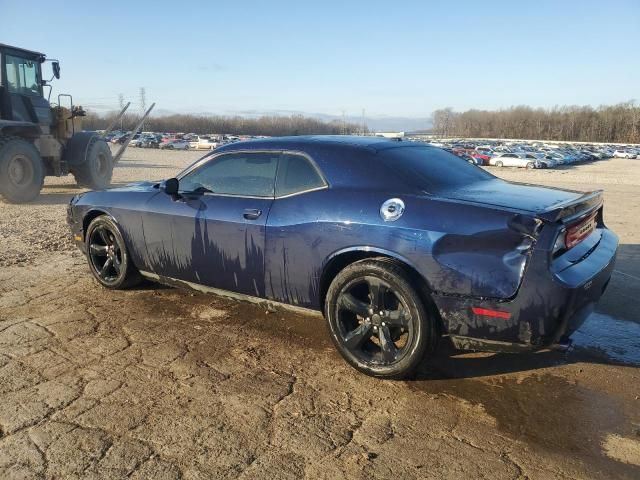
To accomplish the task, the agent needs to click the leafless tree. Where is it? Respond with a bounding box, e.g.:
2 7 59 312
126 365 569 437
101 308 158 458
431 102 640 143
83 111 366 137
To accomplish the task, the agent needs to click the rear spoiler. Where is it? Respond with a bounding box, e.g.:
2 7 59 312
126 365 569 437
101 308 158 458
537 190 603 223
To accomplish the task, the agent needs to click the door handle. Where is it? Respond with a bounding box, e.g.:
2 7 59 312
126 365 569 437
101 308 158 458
243 208 262 220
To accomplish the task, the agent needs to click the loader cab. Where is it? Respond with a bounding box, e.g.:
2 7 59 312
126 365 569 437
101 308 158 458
0 44 51 127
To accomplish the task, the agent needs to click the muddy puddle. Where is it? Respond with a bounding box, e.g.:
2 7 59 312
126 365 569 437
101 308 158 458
572 312 640 366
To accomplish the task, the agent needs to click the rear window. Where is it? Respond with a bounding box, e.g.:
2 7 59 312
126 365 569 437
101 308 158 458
379 146 494 193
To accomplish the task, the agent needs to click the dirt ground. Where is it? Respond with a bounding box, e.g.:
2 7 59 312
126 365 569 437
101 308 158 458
1 147 639 479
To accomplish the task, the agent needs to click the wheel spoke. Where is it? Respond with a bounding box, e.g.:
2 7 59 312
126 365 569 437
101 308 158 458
99 258 113 278
89 244 108 256
343 323 373 350
97 227 110 245
365 276 385 311
386 305 410 327
338 293 370 318
112 258 121 275
378 326 398 363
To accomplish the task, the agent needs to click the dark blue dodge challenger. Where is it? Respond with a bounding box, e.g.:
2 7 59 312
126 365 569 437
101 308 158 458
67 136 618 378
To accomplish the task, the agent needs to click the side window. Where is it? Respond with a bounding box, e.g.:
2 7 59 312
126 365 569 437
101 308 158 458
5 54 41 96
180 152 279 197
275 153 326 197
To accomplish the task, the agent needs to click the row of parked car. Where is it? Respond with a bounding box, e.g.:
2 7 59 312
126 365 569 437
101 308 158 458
418 139 640 168
104 132 248 151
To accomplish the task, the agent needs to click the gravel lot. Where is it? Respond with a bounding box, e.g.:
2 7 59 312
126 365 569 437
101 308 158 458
1 147 639 479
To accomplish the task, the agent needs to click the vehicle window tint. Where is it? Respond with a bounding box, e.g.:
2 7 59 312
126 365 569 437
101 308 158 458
180 152 279 197
275 154 325 197
379 146 494 193
5 54 41 96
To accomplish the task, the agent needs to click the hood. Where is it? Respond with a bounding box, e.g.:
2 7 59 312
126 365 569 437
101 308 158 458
436 179 583 215
105 181 158 193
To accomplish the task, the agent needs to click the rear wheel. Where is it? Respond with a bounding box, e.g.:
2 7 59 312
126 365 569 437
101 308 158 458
72 138 113 189
85 216 142 289
324 258 436 379
0 137 44 203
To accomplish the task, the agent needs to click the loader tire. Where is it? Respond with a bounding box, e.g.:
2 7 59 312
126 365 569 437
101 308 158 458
72 138 113 189
0 136 44 203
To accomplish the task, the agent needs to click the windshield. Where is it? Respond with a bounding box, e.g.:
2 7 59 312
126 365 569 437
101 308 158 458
379 146 495 193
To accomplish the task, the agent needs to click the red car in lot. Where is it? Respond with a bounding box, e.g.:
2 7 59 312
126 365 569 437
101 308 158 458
466 150 491 165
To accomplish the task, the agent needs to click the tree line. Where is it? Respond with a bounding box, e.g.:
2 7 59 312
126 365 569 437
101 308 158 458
432 102 640 143
82 111 365 136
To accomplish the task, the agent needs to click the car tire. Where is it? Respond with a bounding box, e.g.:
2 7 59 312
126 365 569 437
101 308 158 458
72 138 113 189
495 160 503 167
85 216 142 289
526 162 535 169
0 137 45 203
324 258 436 379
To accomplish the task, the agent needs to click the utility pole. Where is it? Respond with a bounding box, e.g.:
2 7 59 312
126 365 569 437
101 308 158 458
139 87 147 132
341 110 346 135
118 93 125 131
361 108 366 136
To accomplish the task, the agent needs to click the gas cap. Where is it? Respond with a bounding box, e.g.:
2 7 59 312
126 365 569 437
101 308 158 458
380 198 405 222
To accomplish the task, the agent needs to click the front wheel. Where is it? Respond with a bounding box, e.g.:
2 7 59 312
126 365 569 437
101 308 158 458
494 160 504 167
85 216 142 289
526 162 535 169
0 137 44 203
324 258 436 379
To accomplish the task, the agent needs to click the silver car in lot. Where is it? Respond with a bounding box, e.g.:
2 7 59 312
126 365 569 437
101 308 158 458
489 152 541 169
159 140 191 150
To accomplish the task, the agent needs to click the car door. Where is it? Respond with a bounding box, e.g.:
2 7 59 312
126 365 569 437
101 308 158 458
143 151 280 297
264 152 329 306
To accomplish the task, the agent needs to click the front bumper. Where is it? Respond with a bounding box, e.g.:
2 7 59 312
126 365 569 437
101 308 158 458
434 228 618 351
66 201 87 254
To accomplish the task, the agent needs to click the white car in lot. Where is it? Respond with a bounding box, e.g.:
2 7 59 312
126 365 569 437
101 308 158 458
189 137 219 150
613 149 637 159
159 139 191 150
489 153 540 169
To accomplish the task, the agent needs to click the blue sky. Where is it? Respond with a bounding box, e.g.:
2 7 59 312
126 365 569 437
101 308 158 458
1 0 638 123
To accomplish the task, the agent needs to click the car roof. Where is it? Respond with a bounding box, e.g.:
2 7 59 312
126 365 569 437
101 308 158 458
215 135 425 153
212 135 434 190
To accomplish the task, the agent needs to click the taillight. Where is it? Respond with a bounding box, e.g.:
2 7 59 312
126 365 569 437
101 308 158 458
552 229 566 256
553 211 597 256
566 212 597 249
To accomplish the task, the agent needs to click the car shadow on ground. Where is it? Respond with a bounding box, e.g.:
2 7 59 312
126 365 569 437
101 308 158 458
412 340 637 382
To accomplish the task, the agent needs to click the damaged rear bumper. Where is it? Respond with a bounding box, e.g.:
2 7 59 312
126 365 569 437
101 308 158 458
433 228 618 352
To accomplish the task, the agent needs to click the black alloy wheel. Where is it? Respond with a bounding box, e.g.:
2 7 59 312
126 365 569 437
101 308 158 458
86 216 141 289
325 258 435 379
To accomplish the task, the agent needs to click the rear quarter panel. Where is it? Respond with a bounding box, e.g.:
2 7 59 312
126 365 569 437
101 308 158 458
265 187 532 309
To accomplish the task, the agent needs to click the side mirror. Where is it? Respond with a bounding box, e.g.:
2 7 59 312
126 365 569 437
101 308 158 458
52 61 60 79
161 178 179 195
